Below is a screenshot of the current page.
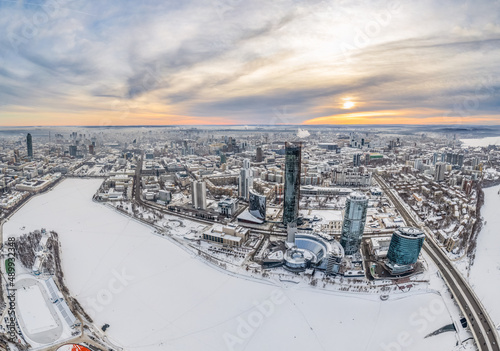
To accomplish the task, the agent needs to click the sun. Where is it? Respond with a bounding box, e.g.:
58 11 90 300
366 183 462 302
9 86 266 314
342 101 355 109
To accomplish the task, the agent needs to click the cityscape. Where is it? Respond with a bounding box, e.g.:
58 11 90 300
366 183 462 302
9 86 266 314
1 1 500 351
0 126 499 350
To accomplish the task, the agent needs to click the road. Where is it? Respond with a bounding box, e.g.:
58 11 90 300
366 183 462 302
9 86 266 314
375 174 499 351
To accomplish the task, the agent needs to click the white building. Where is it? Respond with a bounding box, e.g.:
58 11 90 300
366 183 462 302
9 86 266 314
191 180 207 210
238 159 253 200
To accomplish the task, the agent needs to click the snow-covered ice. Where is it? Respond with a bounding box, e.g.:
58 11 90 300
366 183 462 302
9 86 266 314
460 136 500 147
469 184 500 332
3 179 461 351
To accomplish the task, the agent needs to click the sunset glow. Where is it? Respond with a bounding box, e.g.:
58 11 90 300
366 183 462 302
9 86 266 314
0 1 499 126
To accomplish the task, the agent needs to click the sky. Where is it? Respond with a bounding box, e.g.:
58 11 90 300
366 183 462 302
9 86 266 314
0 0 499 126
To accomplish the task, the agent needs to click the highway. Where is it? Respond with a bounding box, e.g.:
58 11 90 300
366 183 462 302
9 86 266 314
375 174 499 351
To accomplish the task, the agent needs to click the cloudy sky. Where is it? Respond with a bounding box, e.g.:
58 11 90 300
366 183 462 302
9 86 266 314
0 0 499 126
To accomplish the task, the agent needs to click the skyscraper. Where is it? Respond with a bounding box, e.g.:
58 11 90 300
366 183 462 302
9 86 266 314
353 153 361 167
434 162 446 182
69 145 77 157
256 147 263 162
27 133 33 159
340 192 368 255
386 227 425 274
238 159 253 200
249 190 266 220
283 142 302 225
191 180 207 210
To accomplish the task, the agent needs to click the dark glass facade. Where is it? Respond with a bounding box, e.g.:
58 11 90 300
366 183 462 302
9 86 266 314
249 190 266 220
387 227 425 266
340 192 368 255
283 142 301 225
27 133 33 158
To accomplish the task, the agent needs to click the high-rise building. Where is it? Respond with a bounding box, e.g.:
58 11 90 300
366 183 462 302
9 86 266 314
249 190 266 221
283 142 302 225
69 145 77 157
238 159 253 200
27 133 33 159
353 153 361 167
414 158 423 171
433 152 441 165
446 152 464 167
386 227 425 274
434 162 446 182
14 149 20 163
256 147 263 163
191 180 207 210
471 157 479 169
340 192 368 255
89 144 95 155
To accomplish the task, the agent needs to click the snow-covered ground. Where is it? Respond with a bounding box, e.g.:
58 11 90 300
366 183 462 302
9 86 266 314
3 179 464 351
17 285 57 334
460 136 500 147
469 184 500 331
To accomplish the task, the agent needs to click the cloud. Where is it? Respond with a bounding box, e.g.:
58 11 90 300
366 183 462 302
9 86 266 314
0 0 499 125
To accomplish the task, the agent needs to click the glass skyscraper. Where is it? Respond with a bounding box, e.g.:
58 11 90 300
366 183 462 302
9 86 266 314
249 190 266 220
238 158 253 200
283 142 302 225
387 227 425 270
340 192 368 255
27 133 33 159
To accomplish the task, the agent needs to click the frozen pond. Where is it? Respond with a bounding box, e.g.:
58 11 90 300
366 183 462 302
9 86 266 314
4 179 458 351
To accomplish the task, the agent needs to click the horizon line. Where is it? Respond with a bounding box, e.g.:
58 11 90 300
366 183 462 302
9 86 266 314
1 123 499 128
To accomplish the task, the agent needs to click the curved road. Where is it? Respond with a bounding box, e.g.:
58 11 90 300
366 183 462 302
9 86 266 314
375 174 499 351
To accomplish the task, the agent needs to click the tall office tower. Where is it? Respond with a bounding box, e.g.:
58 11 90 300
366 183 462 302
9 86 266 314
238 159 253 200
256 147 263 163
27 133 33 159
386 227 425 274
191 180 207 210
340 192 368 255
414 158 423 171
69 145 77 157
283 142 302 225
434 162 446 182
353 153 361 167
364 152 371 165
89 145 95 155
433 153 437 165
249 190 266 220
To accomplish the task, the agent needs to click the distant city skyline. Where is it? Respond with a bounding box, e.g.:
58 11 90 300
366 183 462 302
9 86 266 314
0 1 499 126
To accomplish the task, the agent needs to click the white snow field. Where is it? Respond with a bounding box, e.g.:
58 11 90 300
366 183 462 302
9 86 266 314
469 184 500 331
4 179 459 351
17 284 57 334
461 136 500 147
